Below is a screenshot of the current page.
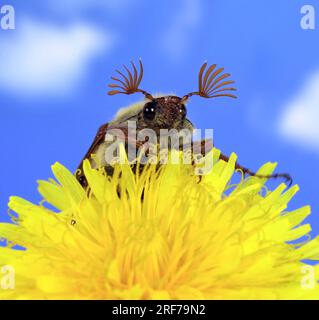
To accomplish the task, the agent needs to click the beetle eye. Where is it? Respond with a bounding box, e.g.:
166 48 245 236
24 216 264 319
179 105 187 118
143 102 156 120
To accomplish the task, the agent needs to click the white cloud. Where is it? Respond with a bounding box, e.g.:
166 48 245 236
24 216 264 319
279 70 319 151
0 18 113 96
161 0 201 60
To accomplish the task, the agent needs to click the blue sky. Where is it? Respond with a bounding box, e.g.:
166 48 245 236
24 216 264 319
1 0 319 236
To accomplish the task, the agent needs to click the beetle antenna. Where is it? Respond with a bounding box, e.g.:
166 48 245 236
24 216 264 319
181 62 237 102
108 59 154 100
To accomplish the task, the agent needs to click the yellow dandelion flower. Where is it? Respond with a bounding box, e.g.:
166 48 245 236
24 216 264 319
1 147 319 300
